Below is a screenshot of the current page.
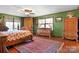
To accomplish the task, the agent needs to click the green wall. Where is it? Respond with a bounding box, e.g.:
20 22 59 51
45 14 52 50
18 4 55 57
33 17 38 34
33 9 79 37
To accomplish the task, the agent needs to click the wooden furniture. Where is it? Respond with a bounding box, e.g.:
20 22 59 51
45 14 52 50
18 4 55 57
0 34 9 53
36 28 52 38
24 17 33 32
0 30 33 47
64 17 78 42
5 35 33 47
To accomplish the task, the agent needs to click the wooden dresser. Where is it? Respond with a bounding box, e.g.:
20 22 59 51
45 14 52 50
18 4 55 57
64 17 78 42
36 28 52 38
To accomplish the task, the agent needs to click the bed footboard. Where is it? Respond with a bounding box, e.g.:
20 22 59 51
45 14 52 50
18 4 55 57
5 35 33 47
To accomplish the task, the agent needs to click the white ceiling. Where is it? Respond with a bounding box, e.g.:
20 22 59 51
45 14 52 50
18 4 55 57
0 5 78 17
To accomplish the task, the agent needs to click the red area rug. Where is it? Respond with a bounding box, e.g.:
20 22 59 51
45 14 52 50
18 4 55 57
15 36 64 53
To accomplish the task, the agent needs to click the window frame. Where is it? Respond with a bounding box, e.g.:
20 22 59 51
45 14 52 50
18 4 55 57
38 18 53 30
5 16 21 30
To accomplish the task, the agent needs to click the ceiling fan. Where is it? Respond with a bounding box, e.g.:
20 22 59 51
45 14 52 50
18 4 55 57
18 8 35 17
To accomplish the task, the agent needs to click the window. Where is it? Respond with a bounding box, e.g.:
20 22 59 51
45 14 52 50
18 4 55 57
38 18 53 30
6 22 13 30
4 15 21 30
38 19 45 28
5 20 21 31
14 22 20 30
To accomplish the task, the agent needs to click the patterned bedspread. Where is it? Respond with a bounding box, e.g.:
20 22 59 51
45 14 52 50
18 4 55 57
0 30 32 41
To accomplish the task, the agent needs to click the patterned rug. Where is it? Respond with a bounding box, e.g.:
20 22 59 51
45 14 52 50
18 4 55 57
15 36 64 53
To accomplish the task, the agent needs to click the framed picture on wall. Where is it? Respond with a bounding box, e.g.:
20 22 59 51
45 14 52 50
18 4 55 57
55 17 62 22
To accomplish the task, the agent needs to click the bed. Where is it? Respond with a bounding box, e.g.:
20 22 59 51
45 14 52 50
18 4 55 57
0 30 33 47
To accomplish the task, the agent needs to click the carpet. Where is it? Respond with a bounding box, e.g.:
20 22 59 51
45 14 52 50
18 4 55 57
15 36 64 53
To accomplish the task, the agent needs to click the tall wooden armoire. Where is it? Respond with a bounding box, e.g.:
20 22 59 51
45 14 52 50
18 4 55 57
64 17 78 42
24 17 33 31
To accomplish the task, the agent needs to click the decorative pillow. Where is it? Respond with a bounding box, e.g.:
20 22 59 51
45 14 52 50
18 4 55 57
0 25 9 31
0 22 9 31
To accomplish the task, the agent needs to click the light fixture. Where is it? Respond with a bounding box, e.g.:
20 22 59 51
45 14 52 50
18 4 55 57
25 12 30 15
18 8 35 17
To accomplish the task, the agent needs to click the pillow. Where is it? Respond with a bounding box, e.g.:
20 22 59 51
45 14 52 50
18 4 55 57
0 25 9 31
